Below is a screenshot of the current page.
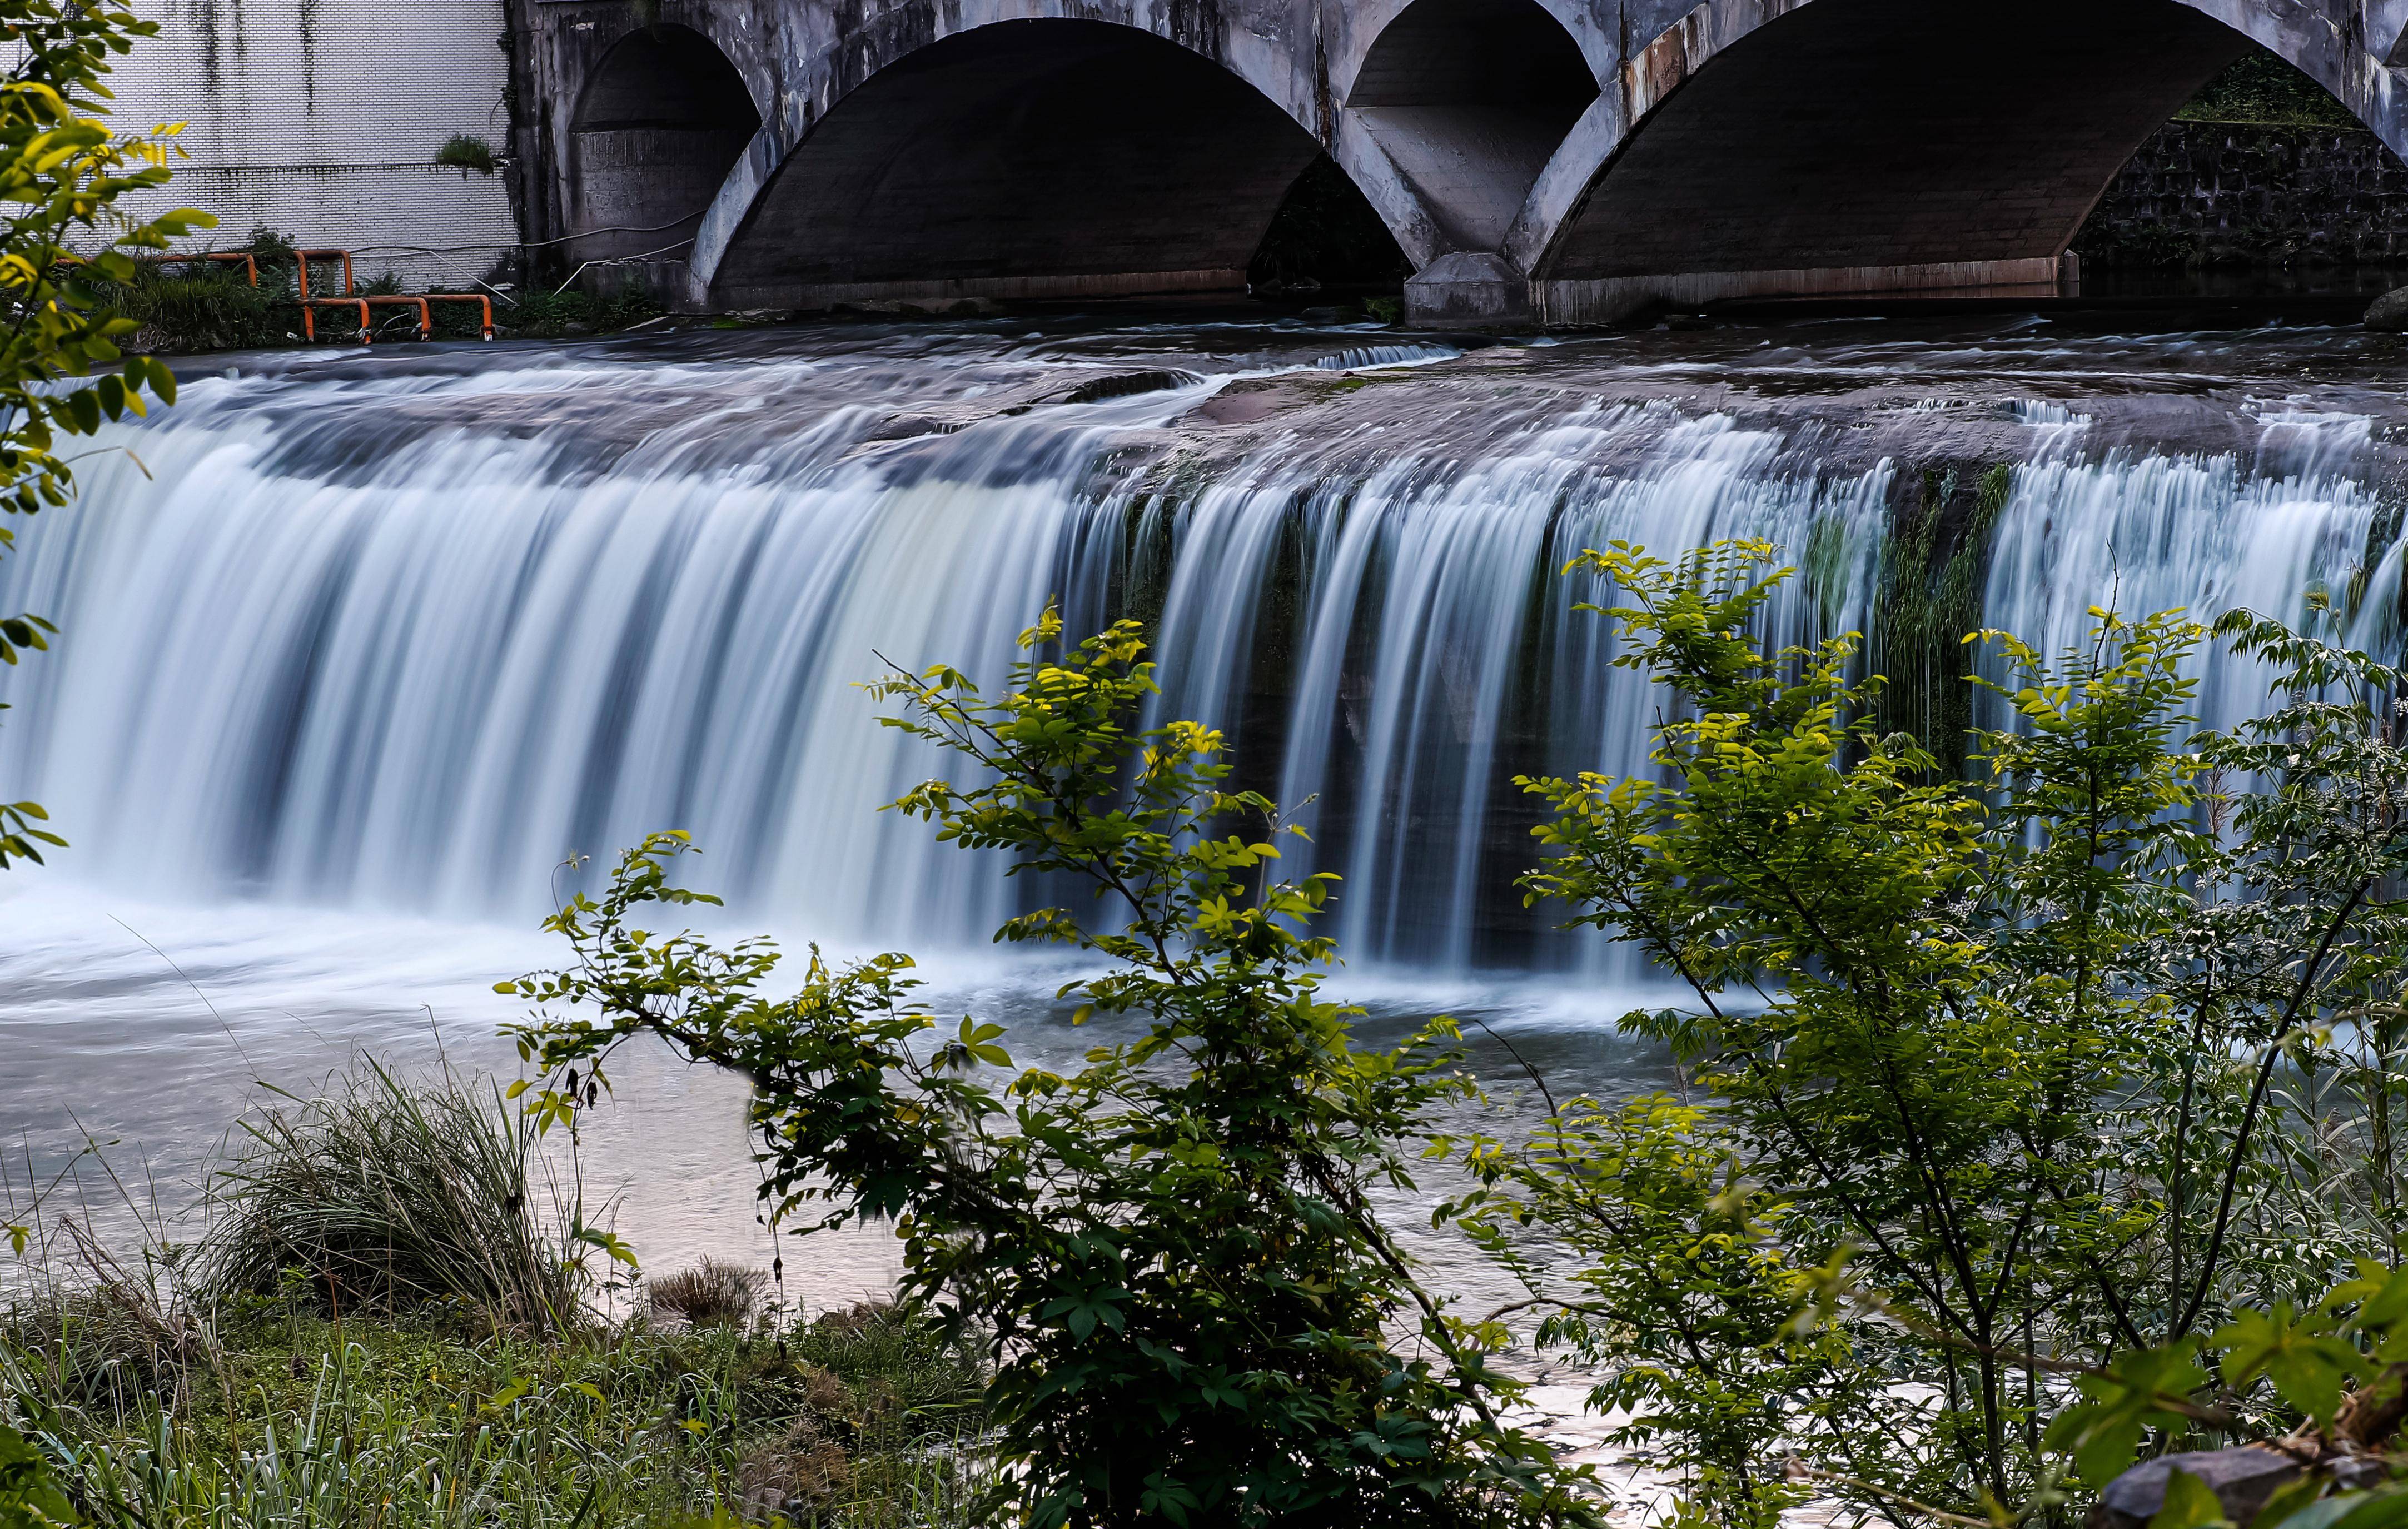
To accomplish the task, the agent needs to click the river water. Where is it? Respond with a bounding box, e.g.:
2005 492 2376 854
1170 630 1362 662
2 307 2402 1315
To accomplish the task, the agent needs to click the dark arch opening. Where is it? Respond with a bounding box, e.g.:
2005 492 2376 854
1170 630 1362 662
1538 0 2248 308
569 25 761 263
1346 0 1598 250
1248 156 1414 296
709 20 1367 309
2073 42 2408 287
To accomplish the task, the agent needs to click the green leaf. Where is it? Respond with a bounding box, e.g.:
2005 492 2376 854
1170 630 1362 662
2335 1491 2408 1529
2152 1467 2232 1529
2047 1343 2208 1485
2215 1307 2366 1426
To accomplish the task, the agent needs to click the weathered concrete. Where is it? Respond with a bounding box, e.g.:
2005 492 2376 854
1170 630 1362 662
1406 251 1534 323
564 23 760 267
507 0 2408 325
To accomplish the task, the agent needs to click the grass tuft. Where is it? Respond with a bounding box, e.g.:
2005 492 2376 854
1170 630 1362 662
193 1062 594 1335
435 134 497 175
648 1258 766 1329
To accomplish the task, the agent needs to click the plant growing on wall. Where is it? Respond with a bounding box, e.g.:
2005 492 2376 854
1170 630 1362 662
435 133 496 175
0 0 208 867
501 608 1596 1528
1485 538 2408 1523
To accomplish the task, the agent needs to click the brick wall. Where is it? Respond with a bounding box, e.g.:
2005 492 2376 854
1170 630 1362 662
2075 119 2408 266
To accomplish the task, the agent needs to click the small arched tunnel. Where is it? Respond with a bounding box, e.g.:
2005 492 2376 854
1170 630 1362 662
1538 0 2258 317
1347 0 1599 252
710 20 1382 308
569 24 762 263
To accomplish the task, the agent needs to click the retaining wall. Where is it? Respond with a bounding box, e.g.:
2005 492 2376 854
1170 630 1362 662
2076 118 2408 267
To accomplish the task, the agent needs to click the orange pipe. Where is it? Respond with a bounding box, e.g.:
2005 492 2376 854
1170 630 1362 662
293 249 355 298
424 292 495 340
364 294 432 338
296 297 371 344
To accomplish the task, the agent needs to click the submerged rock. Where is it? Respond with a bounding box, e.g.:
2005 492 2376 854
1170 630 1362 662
2091 1446 2303 1529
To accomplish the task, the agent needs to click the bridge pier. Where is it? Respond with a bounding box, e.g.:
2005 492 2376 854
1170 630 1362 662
1402 253 1531 327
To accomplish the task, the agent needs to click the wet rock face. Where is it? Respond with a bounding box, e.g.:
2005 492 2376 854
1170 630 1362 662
2366 286 2408 330
2089 1446 2303 1529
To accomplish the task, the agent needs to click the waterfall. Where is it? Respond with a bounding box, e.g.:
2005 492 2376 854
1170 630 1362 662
0 330 2389 978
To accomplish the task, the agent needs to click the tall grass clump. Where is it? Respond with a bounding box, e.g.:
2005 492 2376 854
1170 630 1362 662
647 1257 764 1329
115 260 286 352
194 1063 593 1334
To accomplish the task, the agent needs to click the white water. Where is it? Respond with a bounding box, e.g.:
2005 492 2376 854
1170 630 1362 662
0 320 2391 1276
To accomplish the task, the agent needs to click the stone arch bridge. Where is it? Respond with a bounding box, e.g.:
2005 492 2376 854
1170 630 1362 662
507 0 2408 325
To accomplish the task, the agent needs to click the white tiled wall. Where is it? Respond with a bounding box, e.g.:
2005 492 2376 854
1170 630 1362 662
102 0 520 288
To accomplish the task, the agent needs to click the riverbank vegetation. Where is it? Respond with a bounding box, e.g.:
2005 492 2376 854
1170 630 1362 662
106 228 665 352
21 535 2408 1526
2 1067 988 1528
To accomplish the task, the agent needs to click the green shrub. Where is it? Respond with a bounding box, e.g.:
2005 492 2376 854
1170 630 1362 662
2176 47 2359 128
500 282 663 339
503 609 1596 1527
0 1419 76 1529
0 0 208 876
1489 537 2408 1524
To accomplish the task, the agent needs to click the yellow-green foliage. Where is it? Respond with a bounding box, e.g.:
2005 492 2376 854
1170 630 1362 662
1508 538 2408 1524
0 0 212 873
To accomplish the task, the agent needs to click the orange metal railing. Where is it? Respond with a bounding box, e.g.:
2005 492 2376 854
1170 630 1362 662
118 243 495 346
364 295 431 338
293 249 356 301
293 250 357 342
426 292 496 340
296 297 371 345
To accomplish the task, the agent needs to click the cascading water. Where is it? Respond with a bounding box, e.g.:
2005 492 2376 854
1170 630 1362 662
6 312 2405 1282
1 323 2396 983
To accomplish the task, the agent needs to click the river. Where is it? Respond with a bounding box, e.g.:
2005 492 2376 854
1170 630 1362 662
1 305 2400 1323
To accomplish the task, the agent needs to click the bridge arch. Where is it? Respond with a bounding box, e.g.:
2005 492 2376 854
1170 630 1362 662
1510 0 2408 324
1343 0 1600 252
690 12 1445 310
565 23 762 267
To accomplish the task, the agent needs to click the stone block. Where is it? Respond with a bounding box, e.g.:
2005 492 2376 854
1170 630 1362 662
1405 252 1533 327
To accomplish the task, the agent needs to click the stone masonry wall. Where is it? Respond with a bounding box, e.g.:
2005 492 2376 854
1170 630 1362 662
2076 119 2408 267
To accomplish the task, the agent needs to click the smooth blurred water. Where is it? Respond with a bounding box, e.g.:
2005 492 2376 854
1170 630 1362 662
3 311 2399 1294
